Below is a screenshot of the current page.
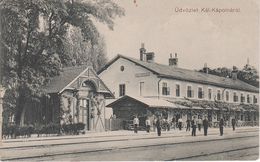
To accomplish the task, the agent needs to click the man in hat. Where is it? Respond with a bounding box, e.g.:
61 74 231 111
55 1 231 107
203 116 209 136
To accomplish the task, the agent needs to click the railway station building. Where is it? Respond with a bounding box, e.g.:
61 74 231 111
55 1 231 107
98 44 259 127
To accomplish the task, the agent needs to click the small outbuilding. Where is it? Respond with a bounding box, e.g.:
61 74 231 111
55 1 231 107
23 66 114 132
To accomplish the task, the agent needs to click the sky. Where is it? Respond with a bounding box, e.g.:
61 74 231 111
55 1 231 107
96 0 259 70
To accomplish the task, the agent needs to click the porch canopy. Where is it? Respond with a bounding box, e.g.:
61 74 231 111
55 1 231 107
106 95 179 109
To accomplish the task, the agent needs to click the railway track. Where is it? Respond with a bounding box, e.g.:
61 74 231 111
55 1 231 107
1 129 258 150
1 132 258 161
169 145 259 161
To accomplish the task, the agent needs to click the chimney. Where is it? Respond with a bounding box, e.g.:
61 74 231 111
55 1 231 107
140 43 146 61
203 63 209 74
169 53 178 67
231 66 238 80
146 52 155 63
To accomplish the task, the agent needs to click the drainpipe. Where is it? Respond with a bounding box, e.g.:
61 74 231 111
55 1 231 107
157 77 162 99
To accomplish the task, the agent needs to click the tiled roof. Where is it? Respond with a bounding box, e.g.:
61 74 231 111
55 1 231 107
98 55 258 93
106 95 181 109
43 66 87 94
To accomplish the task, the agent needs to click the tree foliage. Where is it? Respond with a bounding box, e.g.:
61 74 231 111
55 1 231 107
199 64 259 88
0 0 124 125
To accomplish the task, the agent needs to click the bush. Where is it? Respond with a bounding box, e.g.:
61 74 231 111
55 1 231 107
61 123 85 135
2 122 85 139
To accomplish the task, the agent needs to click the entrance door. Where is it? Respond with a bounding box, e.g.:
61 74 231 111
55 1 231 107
86 99 90 130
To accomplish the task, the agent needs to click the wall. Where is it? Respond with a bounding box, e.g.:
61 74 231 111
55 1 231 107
99 57 160 98
158 78 259 105
99 57 259 105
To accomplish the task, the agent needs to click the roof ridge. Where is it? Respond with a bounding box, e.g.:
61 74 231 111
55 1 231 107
117 55 258 92
62 65 89 71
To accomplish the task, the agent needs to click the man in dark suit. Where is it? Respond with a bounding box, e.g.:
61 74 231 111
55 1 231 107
231 118 236 131
219 118 224 136
156 116 162 136
191 116 197 136
203 116 209 136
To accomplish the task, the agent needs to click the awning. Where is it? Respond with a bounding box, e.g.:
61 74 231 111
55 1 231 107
106 95 177 109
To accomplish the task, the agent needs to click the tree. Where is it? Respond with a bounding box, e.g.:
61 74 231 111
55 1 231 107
0 0 124 125
199 65 259 88
64 27 108 71
237 64 259 88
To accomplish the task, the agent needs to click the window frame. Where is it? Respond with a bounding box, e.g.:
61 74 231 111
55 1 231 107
208 88 212 100
119 84 126 97
187 85 194 98
217 89 221 101
139 82 144 96
162 82 170 96
240 93 245 103
176 84 180 97
225 91 229 102
198 86 204 99
233 91 238 102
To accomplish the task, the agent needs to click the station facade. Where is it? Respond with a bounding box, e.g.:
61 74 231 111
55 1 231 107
98 44 259 127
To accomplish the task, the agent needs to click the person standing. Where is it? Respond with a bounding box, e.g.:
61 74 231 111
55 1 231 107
178 117 183 130
186 118 191 131
203 117 209 136
133 116 139 133
191 116 197 136
219 118 224 136
231 118 236 131
171 117 176 130
156 117 162 136
166 119 171 131
145 117 151 133
198 117 202 131
153 118 157 132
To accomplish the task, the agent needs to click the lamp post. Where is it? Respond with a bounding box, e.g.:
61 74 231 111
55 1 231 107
0 85 6 145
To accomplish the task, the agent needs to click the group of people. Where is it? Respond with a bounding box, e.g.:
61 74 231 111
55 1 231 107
133 115 237 137
189 116 209 136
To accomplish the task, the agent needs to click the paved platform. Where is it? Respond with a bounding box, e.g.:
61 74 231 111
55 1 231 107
2 126 258 144
0 127 258 161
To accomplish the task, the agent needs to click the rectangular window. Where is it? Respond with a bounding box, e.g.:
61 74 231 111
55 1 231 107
241 94 245 103
162 82 170 95
233 92 238 102
247 94 250 103
140 82 144 96
217 90 221 100
198 87 203 99
208 89 212 100
187 86 193 98
253 95 258 104
176 84 180 97
119 84 125 97
226 91 229 101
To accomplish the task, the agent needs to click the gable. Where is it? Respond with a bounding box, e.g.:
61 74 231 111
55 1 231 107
43 66 114 98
